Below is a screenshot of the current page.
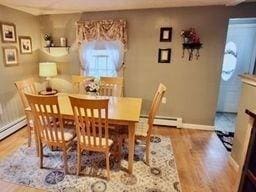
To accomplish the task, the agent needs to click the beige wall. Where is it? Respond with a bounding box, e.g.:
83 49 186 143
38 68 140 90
0 5 41 128
38 3 256 125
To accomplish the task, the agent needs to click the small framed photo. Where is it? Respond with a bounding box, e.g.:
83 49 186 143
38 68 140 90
158 48 171 63
2 46 19 67
19 36 32 54
160 27 172 42
1 22 17 43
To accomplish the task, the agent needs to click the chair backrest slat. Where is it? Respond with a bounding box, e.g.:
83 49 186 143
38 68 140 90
69 96 109 149
15 78 37 109
99 77 124 97
72 75 93 94
147 83 167 136
25 93 65 145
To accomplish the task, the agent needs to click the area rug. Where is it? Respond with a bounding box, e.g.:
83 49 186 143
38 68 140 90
215 130 234 152
0 136 181 192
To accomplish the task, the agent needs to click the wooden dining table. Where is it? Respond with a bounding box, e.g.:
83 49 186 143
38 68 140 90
26 93 142 174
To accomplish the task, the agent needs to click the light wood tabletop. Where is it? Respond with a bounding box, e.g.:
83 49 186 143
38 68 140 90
26 93 142 174
58 93 142 122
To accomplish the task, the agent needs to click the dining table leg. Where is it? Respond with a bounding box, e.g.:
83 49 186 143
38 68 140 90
128 123 135 174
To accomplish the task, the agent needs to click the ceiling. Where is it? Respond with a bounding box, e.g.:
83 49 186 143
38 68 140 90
0 0 255 16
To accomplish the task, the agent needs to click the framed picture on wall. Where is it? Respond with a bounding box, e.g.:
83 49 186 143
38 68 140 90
1 22 17 43
2 46 19 67
160 27 172 42
19 36 32 54
158 48 171 63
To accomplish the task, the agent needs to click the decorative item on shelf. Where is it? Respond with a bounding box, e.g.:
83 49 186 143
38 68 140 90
44 33 52 47
39 62 57 92
2 46 18 67
84 78 100 95
60 37 67 47
158 48 171 63
181 28 202 61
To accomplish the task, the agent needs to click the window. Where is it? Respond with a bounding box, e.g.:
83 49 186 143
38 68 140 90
87 49 117 78
80 40 124 78
221 41 237 81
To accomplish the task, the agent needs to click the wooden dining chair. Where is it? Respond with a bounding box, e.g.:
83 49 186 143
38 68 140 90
99 76 125 161
69 96 113 180
99 76 124 97
25 93 76 174
135 83 167 165
15 78 37 147
71 75 88 94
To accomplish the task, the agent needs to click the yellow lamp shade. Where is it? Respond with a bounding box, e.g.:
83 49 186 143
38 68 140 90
39 62 57 77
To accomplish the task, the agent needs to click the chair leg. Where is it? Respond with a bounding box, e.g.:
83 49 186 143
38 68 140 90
145 139 150 165
63 147 68 174
39 142 43 169
27 126 32 147
106 152 110 181
34 126 40 157
77 147 81 176
117 137 122 162
117 135 126 161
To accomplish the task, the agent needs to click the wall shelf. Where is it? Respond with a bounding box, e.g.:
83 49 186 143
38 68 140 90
182 43 202 50
44 46 70 53
182 43 203 61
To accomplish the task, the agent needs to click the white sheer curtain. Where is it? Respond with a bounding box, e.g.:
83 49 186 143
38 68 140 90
79 40 124 76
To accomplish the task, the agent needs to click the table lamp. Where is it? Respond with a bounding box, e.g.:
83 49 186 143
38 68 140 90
39 62 57 92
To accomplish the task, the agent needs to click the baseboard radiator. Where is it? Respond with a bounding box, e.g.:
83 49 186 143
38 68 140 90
0 116 27 140
1 115 183 140
140 115 183 128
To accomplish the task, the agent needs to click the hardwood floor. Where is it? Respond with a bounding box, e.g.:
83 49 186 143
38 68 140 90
0 126 237 192
0 128 43 192
164 128 237 192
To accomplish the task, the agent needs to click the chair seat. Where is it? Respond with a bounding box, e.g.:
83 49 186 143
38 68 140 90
43 128 75 142
135 119 148 137
79 135 113 147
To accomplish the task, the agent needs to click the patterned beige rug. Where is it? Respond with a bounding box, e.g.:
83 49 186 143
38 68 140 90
0 136 181 192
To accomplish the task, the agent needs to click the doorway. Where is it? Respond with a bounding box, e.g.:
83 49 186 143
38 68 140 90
215 18 256 151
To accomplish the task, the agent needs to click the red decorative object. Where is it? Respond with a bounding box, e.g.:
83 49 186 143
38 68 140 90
181 28 202 61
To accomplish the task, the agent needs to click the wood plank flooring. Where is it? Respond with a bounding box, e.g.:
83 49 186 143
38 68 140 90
0 126 237 192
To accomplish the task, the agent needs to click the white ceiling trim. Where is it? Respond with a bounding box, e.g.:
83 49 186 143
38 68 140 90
0 0 254 16
226 0 247 6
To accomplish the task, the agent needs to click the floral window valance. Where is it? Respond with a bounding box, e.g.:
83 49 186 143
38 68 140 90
76 19 128 49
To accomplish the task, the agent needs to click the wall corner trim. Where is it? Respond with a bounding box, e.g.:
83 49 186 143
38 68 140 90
228 155 240 172
182 123 215 131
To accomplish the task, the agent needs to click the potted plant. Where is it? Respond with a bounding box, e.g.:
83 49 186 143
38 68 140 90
180 28 202 60
180 28 201 44
84 78 100 95
44 34 52 47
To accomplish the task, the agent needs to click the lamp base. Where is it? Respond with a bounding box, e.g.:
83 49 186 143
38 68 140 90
46 86 52 92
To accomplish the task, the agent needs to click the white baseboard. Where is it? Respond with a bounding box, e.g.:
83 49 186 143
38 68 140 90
0 116 27 140
228 155 239 172
140 115 183 128
182 123 215 131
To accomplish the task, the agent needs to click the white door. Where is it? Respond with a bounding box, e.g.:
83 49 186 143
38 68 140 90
217 23 256 113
